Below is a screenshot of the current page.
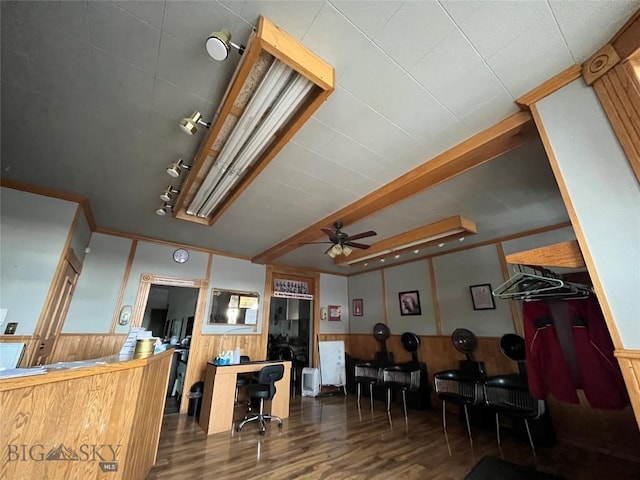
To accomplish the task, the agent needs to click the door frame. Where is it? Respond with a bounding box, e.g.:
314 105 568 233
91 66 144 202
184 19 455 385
264 265 320 368
131 273 209 413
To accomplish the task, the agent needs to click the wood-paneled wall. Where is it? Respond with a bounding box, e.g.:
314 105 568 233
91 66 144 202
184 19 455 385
178 334 265 413
48 334 128 363
616 349 640 427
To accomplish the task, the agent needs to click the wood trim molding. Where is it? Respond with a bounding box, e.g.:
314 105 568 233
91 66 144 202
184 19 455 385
530 104 623 349
253 111 537 264
496 242 524 337
516 64 582 109
583 43 622 85
0 178 96 231
505 240 585 269
110 239 138 333
428 258 443 335
614 348 640 427
94 227 251 260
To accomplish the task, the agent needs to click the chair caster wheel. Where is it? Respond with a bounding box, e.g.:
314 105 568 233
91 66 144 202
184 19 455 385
278 423 283 429
259 430 266 436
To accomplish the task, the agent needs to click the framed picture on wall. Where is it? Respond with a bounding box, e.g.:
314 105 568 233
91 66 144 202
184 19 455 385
352 298 363 316
470 284 496 310
398 291 421 316
328 305 342 321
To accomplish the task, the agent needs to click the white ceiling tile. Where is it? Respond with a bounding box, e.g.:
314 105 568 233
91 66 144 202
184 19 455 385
549 0 638 62
292 118 394 184
443 0 551 59
374 1 458 70
460 88 519 134
150 78 217 123
1 0 90 43
340 43 461 141
330 0 403 38
274 142 380 197
87 1 161 73
410 29 483 93
431 61 507 118
302 3 372 81
313 87 425 163
486 19 574 97
157 33 236 102
163 0 245 52
420 122 473 160
220 0 245 15
238 1 324 39
112 1 167 29
92 49 156 107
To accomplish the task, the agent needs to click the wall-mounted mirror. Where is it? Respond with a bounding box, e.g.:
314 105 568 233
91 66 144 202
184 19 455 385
208 288 260 325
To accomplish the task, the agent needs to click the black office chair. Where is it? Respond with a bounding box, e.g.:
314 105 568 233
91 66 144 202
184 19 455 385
354 362 380 416
277 346 305 396
235 355 252 410
381 364 421 428
236 364 284 435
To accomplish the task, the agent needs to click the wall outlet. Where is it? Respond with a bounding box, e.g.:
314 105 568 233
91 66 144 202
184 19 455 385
4 322 17 335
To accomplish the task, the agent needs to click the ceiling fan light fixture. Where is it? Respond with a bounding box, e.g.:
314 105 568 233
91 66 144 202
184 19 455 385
327 249 337 259
166 158 191 178
342 245 353 257
179 111 211 135
331 244 343 255
160 185 180 202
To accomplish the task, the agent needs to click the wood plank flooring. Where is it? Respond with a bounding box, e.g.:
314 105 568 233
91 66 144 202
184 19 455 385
148 395 640 480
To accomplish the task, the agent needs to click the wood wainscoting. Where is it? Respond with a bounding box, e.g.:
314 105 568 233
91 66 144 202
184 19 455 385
615 349 640 427
178 334 266 413
48 333 128 363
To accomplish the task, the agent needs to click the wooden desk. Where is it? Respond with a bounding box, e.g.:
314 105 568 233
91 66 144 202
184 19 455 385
0 350 172 480
199 360 291 435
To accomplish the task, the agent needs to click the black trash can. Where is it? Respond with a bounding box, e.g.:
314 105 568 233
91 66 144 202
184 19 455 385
187 381 204 418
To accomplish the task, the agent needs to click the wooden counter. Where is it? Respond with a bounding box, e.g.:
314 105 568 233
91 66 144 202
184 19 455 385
0 349 173 480
199 360 291 435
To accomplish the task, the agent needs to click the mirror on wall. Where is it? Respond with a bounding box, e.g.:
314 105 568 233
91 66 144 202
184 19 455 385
208 288 259 325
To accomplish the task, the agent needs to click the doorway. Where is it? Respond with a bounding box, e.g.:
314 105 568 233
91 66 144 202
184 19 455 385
267 297 313 395
141 284 199 415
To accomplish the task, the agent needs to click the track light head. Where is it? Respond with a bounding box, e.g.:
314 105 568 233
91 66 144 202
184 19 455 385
179 111 210 135
155 203 173 216
166 158 191 178
206 29 245 61
160 185 180 202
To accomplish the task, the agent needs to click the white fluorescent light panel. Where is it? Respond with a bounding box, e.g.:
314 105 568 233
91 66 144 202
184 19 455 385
187 58 313 218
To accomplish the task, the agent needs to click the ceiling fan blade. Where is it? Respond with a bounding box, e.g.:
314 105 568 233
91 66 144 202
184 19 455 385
321 228 339 243
344 241 371 250
346 230 377 241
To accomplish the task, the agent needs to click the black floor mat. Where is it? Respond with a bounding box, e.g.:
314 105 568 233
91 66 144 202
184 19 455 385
465 456 563 480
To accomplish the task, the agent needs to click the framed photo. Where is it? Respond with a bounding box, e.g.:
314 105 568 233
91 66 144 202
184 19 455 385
328 305 342 322
352 298 363 316
398 290 421 316
470 284 496 310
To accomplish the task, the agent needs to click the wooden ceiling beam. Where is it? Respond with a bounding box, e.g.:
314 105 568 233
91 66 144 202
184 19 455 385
252 111 537 264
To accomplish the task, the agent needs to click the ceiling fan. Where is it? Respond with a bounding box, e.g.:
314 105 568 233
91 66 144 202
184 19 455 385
308 222 377 258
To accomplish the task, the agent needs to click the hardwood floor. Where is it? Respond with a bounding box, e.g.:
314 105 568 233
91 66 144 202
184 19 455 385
148 395 639 480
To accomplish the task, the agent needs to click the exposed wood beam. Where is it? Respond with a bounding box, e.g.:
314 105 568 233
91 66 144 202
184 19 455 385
252 111 537 264
516 65 582 109
505 240 585 269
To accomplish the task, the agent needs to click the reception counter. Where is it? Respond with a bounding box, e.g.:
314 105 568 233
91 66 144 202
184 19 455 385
199 360 291 435
0 349 173 480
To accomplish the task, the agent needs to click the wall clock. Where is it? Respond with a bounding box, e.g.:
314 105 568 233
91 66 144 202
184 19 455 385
173 248 189 264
